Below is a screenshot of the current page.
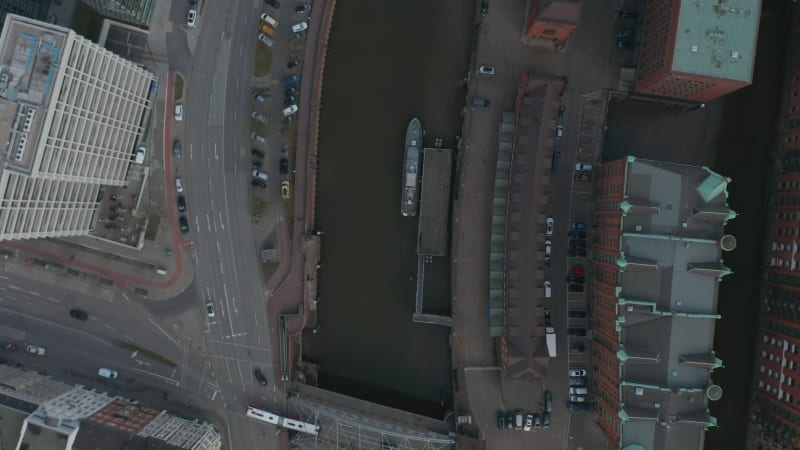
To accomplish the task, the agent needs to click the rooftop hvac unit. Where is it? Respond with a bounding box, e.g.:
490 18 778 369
635 387 644 395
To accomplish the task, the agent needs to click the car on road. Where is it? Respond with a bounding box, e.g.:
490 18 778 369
524 413 533 432
251 179 267 188
569 310 587 318
295 2 311 13
70 309 88 321
264 0 280 8
254 369 268 386
568 231 586 239
570 368 588 377
284 95 298 106
568 283 584 292
546 216 554 236
568 328 587 336
280 158 289 174
478 65 495 75
568 266 585 276
545 390 552 412
253 170 268 181
575 162 592 172
570 220 586 229
292 21 308 33
179 216 189 234
174 103 184 121
496 411 505 430
570 395 587 403
250 111 267 123
284 86 298 96
177 196 187 212
173 139 182 157
26 345 46 355
281 181 291 200
175 176 183 193
253 90 266 103
251 132 267 144
252 148 265 158
252 159 263 168
556 125 564 138
568 249 587 257
98 368 119 379
187 9 197 27
480 1 488 17
283 104 298 117
282 74 300 86
206 299 215 318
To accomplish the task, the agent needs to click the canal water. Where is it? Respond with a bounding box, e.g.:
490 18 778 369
301 0 475 417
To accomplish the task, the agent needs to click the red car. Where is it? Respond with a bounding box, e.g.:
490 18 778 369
569 267 585 276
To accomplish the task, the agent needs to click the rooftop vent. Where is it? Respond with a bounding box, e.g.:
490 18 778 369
731 51 739 59
691 45 699 53
635 387 644 395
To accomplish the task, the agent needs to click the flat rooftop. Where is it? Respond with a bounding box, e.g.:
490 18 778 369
672 0 761 82
99 19 149 66
417 148 452 256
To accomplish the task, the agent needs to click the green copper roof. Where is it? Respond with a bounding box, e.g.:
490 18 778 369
672 0 761 82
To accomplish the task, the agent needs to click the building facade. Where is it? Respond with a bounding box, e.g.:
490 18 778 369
0 14 155 240
80 0 155 27
591 156 736 449
746 4 800 449
634 0 761 103
522 0 581 48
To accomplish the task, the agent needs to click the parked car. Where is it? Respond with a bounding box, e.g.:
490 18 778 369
175 176 183 193
251 132 267 144
177 196 187 212
283 104 299 117
559 104 567 118
251 179 267 188
70 309 88 321
544 280 552 298
570 221 586 229
281 181 291 200
291 21 308 33
568 249 587 257
569 368 588 377
284 86 298 96
478 65 495 75
254 369 268 386
505 410 514 429
542 411 550 429
570 395 587 403
569 376 586 386
570 387 588 395
280 158 289 174
252 170 268 181
524 413 533 432
98 368 119 379
284 95 298 106
568 283 584 292
568 266 585 276
569 310 587 318
568 231 586 239
617 39 633 49
575 162 593 172
187 9 197 27
545 390 552 412
264 0 280 8
471 97 489 107
568 328 587 336
173 139 182 157
250 111 267 123
569 239 586 249
480 1 488 17
617 29 635 38
174 103 184 121
295 2 311 13
568 402 592 411
206 298 215 318
179 216 189 234
619 10 638 18
260 12 278 27
287 59 300 69
134 146 146 164
514 411 523 430
496 411 505 430
556 125 564 138
253 90 266 103
566 275 586 284
252 148 265 158
546 216 554 236
574 172 591 182
533 414 541 430
252 159 263 168
569 343 586 353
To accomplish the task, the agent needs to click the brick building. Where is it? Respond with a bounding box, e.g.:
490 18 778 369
746 4 800 449
591 156 736 448
634 0 761 103
522 0 581 48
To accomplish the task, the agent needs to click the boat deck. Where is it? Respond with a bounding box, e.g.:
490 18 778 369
417 148 452 256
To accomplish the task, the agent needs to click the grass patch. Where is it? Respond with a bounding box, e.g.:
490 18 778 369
144 215 160 241
174 73 184 101
254 45 272 77
252 196 267 223
71 2 103 42
113 340 177 368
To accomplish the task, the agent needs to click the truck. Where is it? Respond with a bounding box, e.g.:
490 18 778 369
544 308 556 357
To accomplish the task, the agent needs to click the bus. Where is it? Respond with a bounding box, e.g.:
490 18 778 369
246 404 320 436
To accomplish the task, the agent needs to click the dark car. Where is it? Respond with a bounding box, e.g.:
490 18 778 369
569 239 586 249
254 369 268 386
559 104 566 118
568 248 587 257
179 216 189 234
569 343 586 353
252 159 263 168
568 266 585 276
280 158 289 174
295 2 311 13
505 410 514 429
568 283 584 292
619 10 638 19
568 231 586 240
480 1 488 16
574 172 591 182
287 59 300 69
568 401 592 412
252 90 266 103
568 328 587 336
566 275 586 284
264 0 280 8
251 148 265 158
284 95 298 106
569 310 587 318
70 309 88 321
189 0 197 5
177 195 186 212
284 86 298 96
251 179 267 188
173 139 182 157
496 410 505 430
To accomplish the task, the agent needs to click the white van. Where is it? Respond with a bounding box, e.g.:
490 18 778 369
260 13 278 28
134 146 146 164
544 280 552 298
155 267 168 276
98 368 119 379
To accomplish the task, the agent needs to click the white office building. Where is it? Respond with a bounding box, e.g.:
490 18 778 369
0 14 156 240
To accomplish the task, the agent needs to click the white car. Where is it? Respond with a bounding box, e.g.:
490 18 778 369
26 345 46 355
251 132 267 144
544 280 551 298
523 413 533 432
282 104 298 117
175 176 183 193
570 387 588 395
98 368 119 379
575 162 593 172
252 170 268 181
292 21 308 33
206 299 215 318
556 125 564 138
546 216 554 237
570 395 586 403
174 103 184 121
187 9 197 27
569 368 587 377
258 33 274 47
259 13 278 28
134 146 146 164
250 111 267 123
478 65 495 74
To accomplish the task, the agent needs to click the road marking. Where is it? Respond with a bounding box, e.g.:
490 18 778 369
104 324 116 331
236 77 239 89
8 285 20 290
239 44 243 57
216 241 221 254
0 275 7 280
206 214 211 232
225 359 233 383
28 290 40 296
131 367 180 387
198 362 209 393
0 306 111 346
237 360 246 389
46 296 60 304
219 212 224 230
210 199 214 212
231 296 238 314
214 142 218 161
148 318 178 345
189 142 193 160
121 291 130 303
124 334 134 342
219 261 224 276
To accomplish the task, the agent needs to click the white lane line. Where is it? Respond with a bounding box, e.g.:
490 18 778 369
240 44 243 57
206 214 211 232
124 334 135 342
148 317 178 345
8 285 20 290
219 261 224 276
28 290 40 296
194 215 201 233
237 360 246 389
121 292 130 303
46 296 60 304
104 324 117 331
214 142 218 161
225 359 233 383
219 212 224 230
210 199 215 212
189 142 193 160
131 367 180 386
216 241 221 254
236 77 239 89
231 296 238 314
0 275 7 280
